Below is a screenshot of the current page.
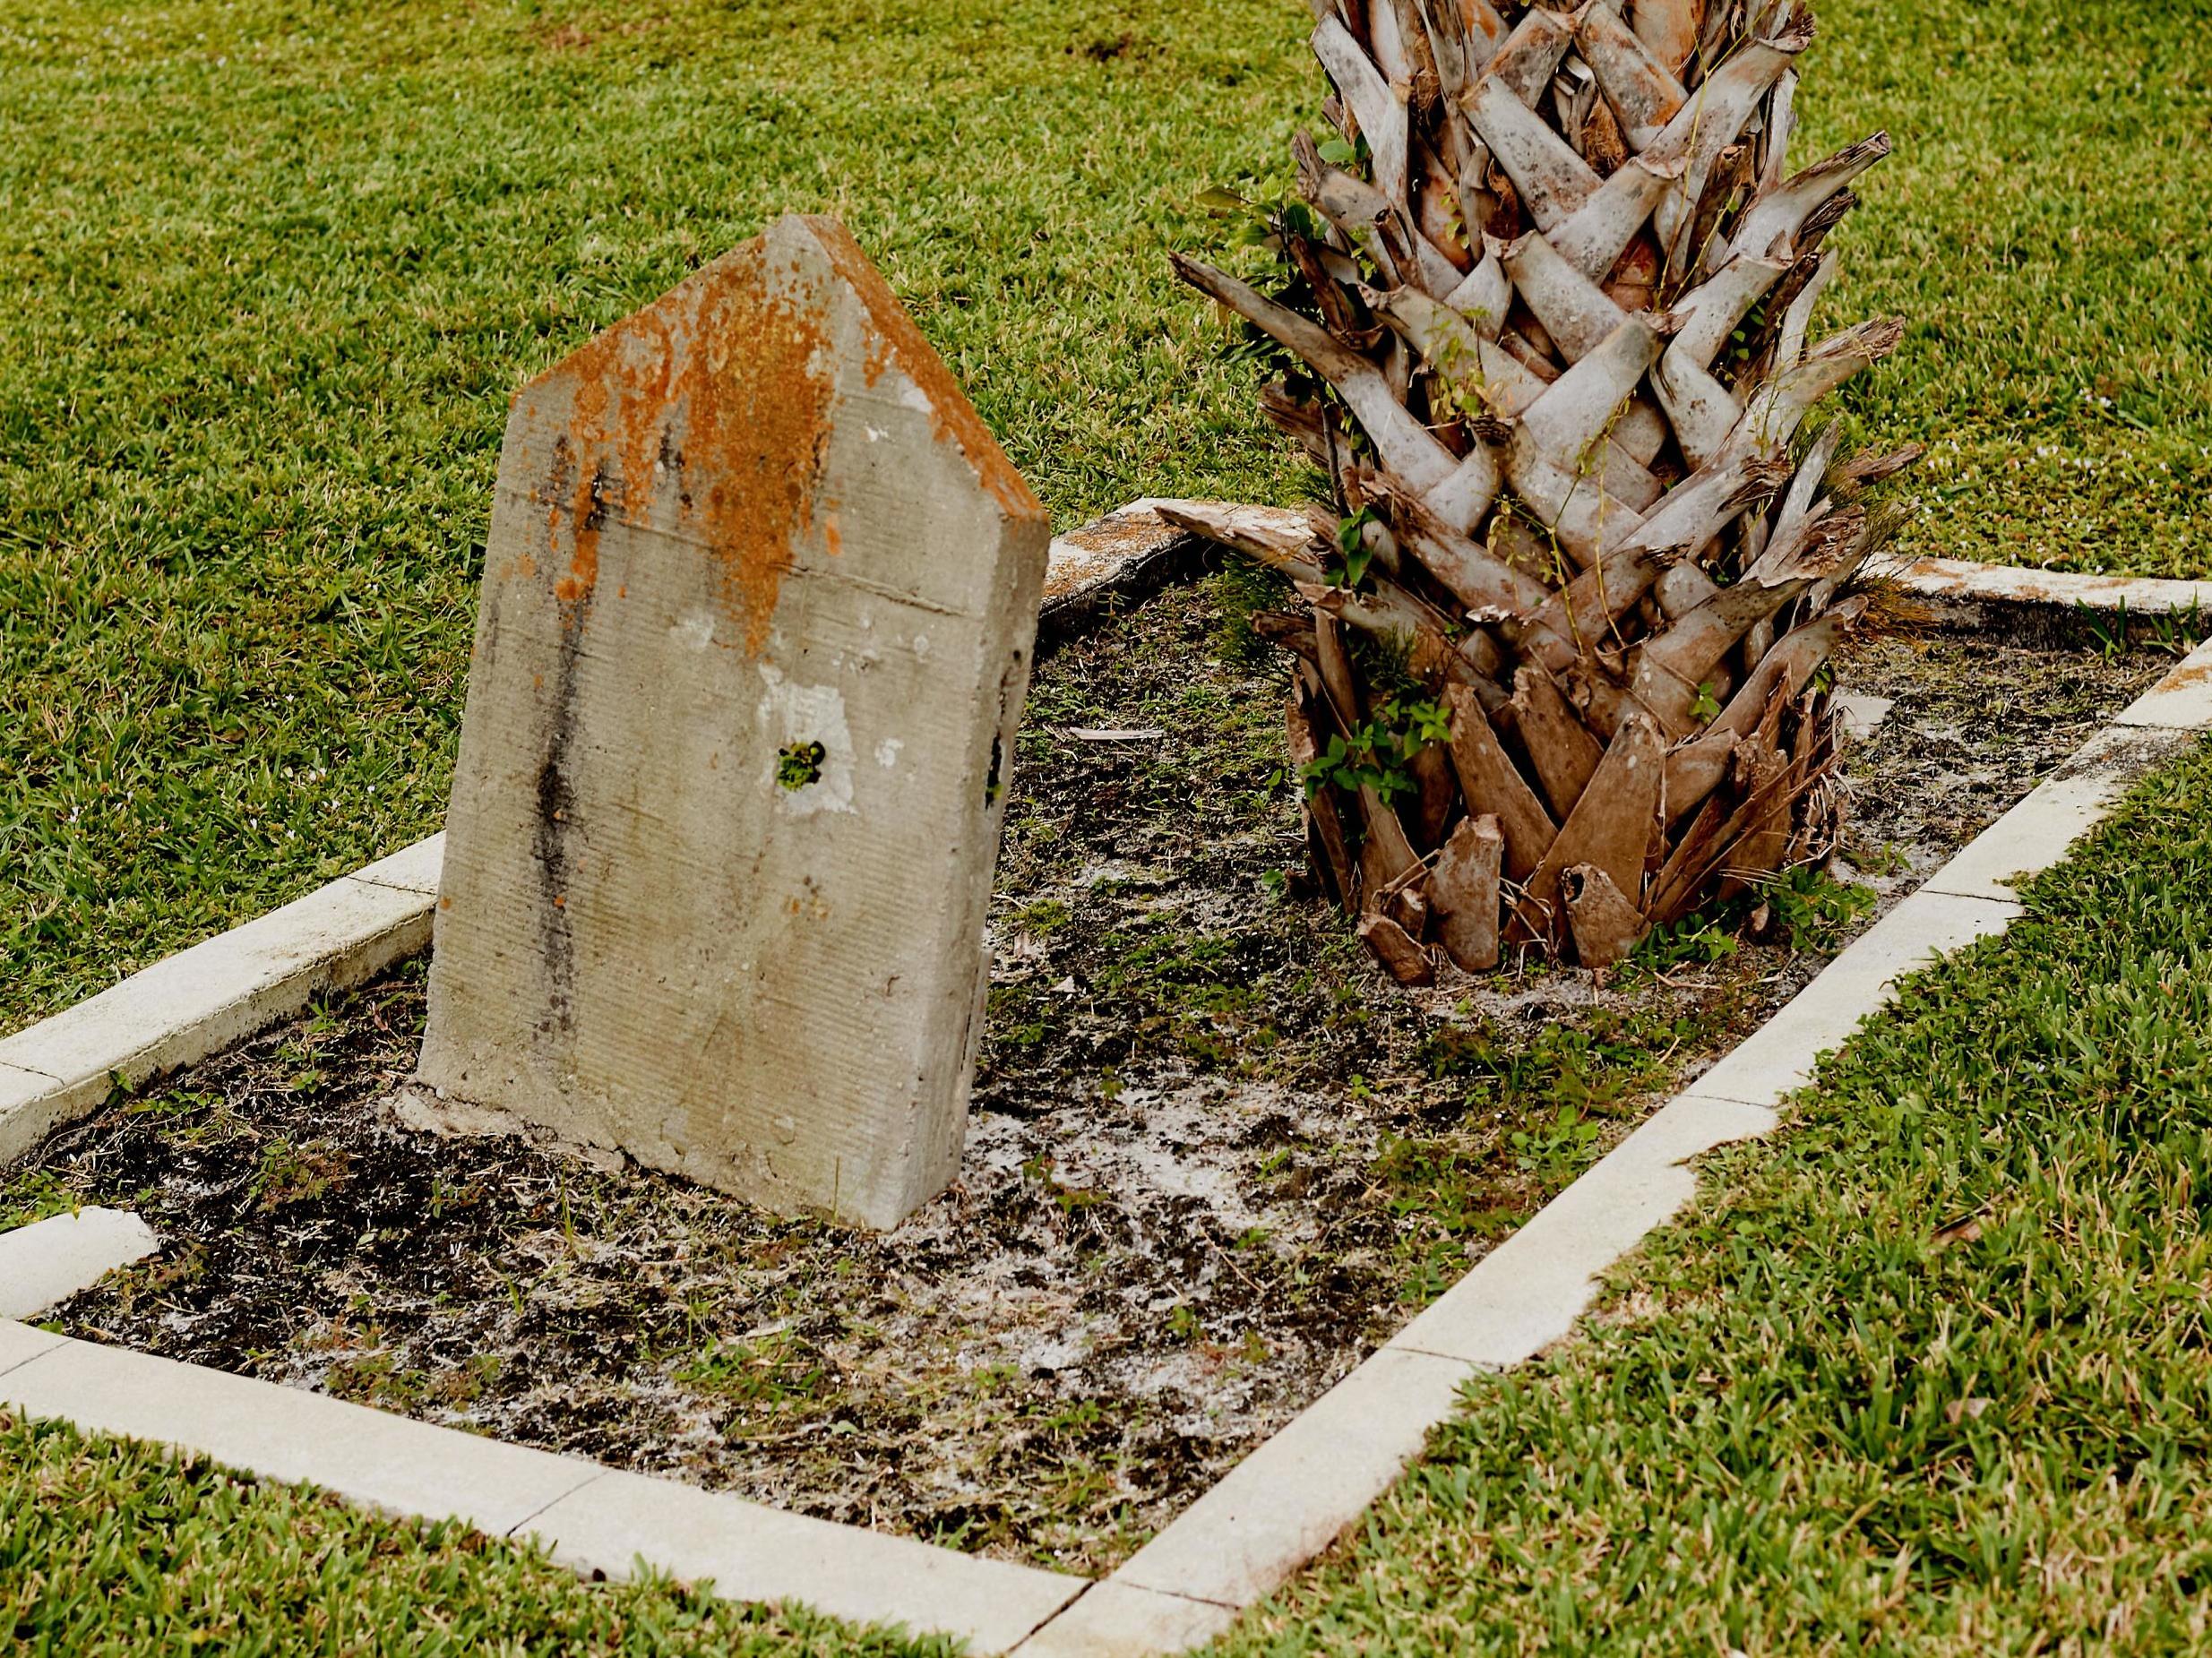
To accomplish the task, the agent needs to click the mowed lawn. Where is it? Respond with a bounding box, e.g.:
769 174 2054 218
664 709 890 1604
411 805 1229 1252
4 0 2212 1651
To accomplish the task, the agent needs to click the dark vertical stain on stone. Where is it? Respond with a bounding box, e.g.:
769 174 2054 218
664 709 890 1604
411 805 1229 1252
534 648 582 1039
533 460 609 1040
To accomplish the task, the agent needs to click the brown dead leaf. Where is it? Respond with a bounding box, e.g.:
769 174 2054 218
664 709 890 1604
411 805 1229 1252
1931 1210 1988 1251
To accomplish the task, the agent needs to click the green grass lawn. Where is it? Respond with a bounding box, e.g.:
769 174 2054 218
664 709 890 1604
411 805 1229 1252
5 0 2212 1649
1804 0 2212 580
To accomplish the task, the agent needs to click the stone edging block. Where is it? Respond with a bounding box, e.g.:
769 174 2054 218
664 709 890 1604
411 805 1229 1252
0 1322 599 1538
1877 554 2212 616
1381 1092 1772 1370
0 858 442 1168
1037 501 1199 646
1923 725 2200 904
0 1207 160 1319
519 1466 1083 1654
2115 638 2212 731
1110 1346 1479 1611
1689 889 2026 1111
1010 1584 1240 1657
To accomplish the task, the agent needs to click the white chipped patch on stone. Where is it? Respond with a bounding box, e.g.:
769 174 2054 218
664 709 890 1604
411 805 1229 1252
0 1208 159 1319
757 666 857 818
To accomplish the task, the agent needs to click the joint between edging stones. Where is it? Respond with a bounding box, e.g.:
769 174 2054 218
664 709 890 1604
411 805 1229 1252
0 1325 70 1385
1003 1577 1103 1651
1913 888 2037 907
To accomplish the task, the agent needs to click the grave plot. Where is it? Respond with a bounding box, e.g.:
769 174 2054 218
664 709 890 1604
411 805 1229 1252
4 571 2170 1576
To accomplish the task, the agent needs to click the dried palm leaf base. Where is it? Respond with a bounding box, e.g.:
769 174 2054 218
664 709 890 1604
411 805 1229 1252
1172 0 1922 975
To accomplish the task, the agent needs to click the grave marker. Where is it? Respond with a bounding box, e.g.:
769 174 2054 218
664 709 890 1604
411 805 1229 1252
416 215 1049 1228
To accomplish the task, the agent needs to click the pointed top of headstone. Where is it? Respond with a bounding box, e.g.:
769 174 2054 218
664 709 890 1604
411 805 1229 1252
510 212 1044 656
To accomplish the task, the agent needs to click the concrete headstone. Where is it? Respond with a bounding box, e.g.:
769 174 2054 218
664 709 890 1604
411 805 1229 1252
417 215 1049 1228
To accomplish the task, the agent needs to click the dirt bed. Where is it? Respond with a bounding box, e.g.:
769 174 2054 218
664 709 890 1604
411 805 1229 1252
4 572 2172 1574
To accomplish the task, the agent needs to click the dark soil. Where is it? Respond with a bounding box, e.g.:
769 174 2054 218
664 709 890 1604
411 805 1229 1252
4 571 2169 1575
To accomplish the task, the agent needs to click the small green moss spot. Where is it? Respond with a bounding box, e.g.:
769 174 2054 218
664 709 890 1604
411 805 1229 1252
776 740 826 791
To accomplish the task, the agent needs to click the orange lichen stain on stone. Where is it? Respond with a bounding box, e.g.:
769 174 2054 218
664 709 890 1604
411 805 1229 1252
823 513 843 557
678 253 834 653
2161 663 2212 694
802 215 1046 528
551 376 613 614
522 240 833 653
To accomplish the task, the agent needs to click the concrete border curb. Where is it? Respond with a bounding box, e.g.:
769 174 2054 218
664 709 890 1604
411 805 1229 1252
0 836 444 1167
1876 554 2212 616
1034 499 2212 626
0 1207 160 1319
1037 500 1200 649
2 511 2208 1652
